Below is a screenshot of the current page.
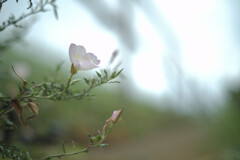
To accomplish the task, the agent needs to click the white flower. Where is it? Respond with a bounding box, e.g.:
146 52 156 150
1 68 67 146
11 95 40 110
69 43 100 70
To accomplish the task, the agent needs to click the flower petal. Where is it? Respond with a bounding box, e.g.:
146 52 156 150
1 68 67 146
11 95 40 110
69 43 77 64
75 45 86 57
79 60 98 70
78 53 100 70
75 62 81 70
111 110 121 121
86 53 101 65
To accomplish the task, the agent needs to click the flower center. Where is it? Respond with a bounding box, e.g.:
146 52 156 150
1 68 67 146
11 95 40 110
74 54 89 62
75 54 82 61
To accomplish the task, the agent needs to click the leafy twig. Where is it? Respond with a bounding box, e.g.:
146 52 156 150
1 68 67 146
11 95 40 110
41 145 92 160
42 108 124 160
0 0 8 11
0 68 123 128
0 0 58 32
0 141 33 160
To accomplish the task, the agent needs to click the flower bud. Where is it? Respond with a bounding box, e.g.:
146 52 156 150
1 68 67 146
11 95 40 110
11 100 29 128
106 107 124 124
109 50 119 65
90 78 95 88
70 63 78 75
28 102 39 115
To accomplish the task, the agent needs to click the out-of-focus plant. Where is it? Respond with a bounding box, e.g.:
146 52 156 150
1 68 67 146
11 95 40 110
0 44 124 158
0 108 124 160
0 1 125 159
0 140 33 160
0 0 58 52
0 43 123 126
0 0 58 32
42 108 124 160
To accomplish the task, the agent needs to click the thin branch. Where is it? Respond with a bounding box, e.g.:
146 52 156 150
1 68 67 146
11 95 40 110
0 0 8 11
0 9 44 32
12 66 28 86
41 145 93 160
0 0 57 32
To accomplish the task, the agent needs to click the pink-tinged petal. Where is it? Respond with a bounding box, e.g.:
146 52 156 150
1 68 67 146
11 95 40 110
85 53 101 65
111 110 121 121
109 50 119 64
69 43 76 63
80 60 99 70
75 62 81 70
77 53 100 70
75 45 86 57
105 108 124 124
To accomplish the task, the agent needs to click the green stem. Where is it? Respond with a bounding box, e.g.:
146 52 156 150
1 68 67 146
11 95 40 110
64 73 74 92
23 73 73 100
41 145 94 160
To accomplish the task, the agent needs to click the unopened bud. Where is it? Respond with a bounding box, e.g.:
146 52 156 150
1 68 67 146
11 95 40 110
28 102 39 115
90 78 95 88
106 107 124 124
70 63 78 75
11 100 29 128
109 50 119 65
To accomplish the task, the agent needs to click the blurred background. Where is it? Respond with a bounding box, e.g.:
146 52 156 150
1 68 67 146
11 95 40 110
1 0 240 159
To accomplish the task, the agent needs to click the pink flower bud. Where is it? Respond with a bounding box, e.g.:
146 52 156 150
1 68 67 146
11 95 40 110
109 50 119 64
111 110 121 121
106 109 123 124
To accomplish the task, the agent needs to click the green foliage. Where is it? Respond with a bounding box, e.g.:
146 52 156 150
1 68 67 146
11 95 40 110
82 68 124 87
0 66 123 127
0 58 124 158
0 64 124 158
41 108 123 160
0 141 32 160
0 1 125 160
0 108 123 160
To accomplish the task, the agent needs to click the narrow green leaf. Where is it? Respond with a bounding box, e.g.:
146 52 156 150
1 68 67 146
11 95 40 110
110 71 116 79
104 69 108 78
115 68 123 77
70 79 81 86
88 134 94 145
109 81 120 83
84 78 89 85
96 71 102 78
52 4 58 19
